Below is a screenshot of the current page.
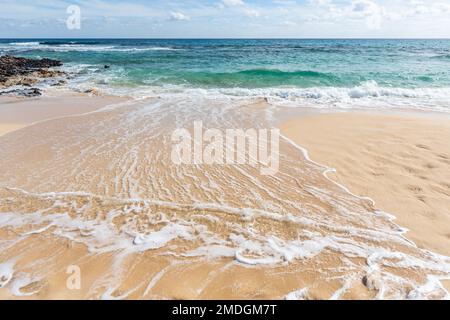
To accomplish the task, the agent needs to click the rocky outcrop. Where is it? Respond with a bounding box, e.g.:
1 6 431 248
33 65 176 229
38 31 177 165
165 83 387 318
0 55 65 92
0 87 42 97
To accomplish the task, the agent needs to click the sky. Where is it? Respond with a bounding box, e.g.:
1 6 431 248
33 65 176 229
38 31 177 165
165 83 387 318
1 0 450 38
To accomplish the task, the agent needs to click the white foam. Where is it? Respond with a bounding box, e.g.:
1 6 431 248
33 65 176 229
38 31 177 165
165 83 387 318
330 276 357 300
0 261 14 288
285 288 309 300
184 245 236 259
132 224 193 250
1 182 449 299
407 276 450 300
65 81 450 114
9 273 41 296
9 42 40 46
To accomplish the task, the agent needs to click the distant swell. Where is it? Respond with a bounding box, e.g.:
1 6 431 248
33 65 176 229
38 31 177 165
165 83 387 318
3 42 180 52
235 69 332 78
169 69 340 87
433 54 450 60
38 40 104 45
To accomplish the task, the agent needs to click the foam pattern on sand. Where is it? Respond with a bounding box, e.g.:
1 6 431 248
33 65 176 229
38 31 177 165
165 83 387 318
0 97 449 299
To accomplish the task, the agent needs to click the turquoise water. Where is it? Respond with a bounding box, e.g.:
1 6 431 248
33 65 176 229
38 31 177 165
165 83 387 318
2 39 450 110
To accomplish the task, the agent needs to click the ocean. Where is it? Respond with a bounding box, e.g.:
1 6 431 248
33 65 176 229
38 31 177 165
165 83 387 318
1 38 450 111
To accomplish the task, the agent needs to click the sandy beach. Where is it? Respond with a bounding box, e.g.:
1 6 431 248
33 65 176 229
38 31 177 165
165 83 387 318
0 92 127 136
0 91 449 299
282 112 450 257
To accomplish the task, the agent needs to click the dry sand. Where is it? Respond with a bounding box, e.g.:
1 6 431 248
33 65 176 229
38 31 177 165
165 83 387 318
0 91 127 136
282 112 450 256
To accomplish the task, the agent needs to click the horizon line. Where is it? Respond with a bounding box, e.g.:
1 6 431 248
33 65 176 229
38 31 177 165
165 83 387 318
1 37 450 40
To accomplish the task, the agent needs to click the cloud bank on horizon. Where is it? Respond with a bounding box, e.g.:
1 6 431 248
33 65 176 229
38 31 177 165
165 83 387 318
1 0 450 38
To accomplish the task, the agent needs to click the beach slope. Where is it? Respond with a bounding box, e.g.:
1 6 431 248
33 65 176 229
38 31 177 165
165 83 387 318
282 112 450 256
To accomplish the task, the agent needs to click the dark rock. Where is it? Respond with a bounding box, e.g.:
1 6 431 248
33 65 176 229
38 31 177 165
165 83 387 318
51 79 67 87
0 55 63 87
84 88 100 95
0 87 42 97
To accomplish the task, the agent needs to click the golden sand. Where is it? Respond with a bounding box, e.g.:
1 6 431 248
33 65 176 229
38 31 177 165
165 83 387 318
0 92 127 136
0 123 23 136
282 112 450 256
0 96 449 299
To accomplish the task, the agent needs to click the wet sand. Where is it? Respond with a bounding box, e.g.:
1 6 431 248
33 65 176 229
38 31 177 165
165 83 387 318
0 96 449 300
282 112 450 256
0 91 127 136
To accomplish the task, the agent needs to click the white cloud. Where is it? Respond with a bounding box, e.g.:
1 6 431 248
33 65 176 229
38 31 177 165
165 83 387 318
222 0 245 7
244 9 260 18
169 11 191 21
352 0 377 13
350 0 385 29
308 0 386 30
2 0 450 38
403 1 450 17
278 20 297 27
220 0 260 18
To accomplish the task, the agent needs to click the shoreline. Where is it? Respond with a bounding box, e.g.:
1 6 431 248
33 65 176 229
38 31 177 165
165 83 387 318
282 111 450 257
0 86 449 299
0 55 129 136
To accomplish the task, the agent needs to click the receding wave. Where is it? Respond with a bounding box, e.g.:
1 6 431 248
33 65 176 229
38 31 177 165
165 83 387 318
432 54 450 60
70 76 450 113
236 69 330 77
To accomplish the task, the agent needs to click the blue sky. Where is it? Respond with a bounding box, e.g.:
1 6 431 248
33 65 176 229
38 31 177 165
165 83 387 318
1 0 450 38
